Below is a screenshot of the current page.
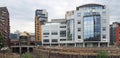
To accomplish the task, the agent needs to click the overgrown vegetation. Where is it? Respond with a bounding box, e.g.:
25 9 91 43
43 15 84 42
21 53 33 58
97 50 108 58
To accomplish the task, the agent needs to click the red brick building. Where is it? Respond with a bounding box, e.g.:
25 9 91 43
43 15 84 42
110 22 120 46
116 23 120 46
0 7 10 47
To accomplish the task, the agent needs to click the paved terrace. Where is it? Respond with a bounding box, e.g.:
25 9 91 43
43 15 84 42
33 46 120 58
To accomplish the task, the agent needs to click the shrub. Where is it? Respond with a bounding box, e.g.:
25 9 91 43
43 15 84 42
21 53 33 58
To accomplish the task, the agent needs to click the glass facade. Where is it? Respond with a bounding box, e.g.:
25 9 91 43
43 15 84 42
20 36 28 42
82 6 103 10
76 4 104 10
67 19 74 40
84 15 101 41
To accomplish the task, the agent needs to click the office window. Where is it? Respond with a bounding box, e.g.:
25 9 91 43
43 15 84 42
60 26 66 28
43 33 49 35
60 39 66 41
78 21 81 24
43 36 48 37
78 35 81 39
60 30 66 37
102 27 106 31
102 11 106 16
51 32 58 35
103 35 106 38
103 19 106 23
43 39 49 42
77 13 81 17
52 39 58 42
78 28 81 32
60 22 66 24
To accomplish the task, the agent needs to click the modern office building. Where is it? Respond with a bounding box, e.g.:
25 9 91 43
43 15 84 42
35 9 48 45
10 33 20 46
19 32 30 46
39 4 109 47
0 7 10 47
42 19 67 46
11 32 35 53
11 32 36 46
10 33 19 39
110 22 120 46
68 4 109 47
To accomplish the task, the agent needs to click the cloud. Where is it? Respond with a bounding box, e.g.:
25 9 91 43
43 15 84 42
0 0 120 33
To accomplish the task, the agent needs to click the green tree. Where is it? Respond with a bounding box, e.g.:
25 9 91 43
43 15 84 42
21 53 33 58
97 50 108 58
0 33 3 49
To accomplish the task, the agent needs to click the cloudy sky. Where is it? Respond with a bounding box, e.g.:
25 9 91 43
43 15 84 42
0 0 120 33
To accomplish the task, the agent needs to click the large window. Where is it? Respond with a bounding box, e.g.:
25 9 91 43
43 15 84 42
52 39 58 42
60 26 66 28
78 21 81 24
84 15 101 41
43 39 49 42
102 35 106 38
78 35 81 39
60 30 66 37
20 36 28 42
60 39 66 41
51 32 58 35
67 19 74 40
78 28 81 32
43 33 49 35
102 27 106 31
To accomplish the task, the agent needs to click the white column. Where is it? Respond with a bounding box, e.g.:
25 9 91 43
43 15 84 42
27 47 29 53
83 43 85 47
98 42 100 47
74 43 76 47
107 42 109 47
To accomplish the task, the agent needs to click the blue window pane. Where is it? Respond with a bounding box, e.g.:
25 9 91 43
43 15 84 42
67 19 75 40
84 15 101 41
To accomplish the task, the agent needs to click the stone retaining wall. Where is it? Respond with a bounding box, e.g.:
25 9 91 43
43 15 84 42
0 53 20 58
33 47 120 58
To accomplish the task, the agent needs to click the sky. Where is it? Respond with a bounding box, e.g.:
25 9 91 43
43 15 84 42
0 0 120 33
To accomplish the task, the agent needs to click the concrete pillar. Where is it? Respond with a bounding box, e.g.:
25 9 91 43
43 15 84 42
83 43 85 47
27 47 29 53
98 42 100 47
20 47 21 54
66 43 67 47
74 43 76 47
107 42 109 47
50 43 51 46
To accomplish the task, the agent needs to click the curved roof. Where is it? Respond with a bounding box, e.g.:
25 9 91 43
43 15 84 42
20 33 28 36
76 4 105 10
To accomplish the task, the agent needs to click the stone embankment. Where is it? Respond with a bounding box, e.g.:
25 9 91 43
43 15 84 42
0 53 20 58
33 46 120 58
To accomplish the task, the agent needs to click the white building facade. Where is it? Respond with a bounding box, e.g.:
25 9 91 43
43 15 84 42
42 19 67 46
42 4 109 47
